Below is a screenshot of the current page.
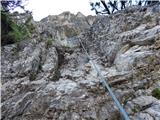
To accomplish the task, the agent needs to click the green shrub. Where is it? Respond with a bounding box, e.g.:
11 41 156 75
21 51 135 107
152 88 160 99
9 22 26 42
52 70 61 81
25 15 36 34
25 15 33 25
46 37 55 48
1 11 29 45
29 73 37 81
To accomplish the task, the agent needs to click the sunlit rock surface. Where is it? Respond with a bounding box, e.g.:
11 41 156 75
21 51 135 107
1 4 160 120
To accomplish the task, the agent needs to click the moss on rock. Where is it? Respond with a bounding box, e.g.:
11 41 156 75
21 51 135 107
152 88 160 99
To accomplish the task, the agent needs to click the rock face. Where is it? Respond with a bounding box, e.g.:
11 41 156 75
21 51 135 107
1 4 160 120
36 12 96 46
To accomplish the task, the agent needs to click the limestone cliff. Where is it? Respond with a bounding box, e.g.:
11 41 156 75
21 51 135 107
1 4 160 120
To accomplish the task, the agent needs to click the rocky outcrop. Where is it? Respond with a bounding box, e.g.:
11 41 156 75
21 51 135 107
1 4 160 120
36 12 96 46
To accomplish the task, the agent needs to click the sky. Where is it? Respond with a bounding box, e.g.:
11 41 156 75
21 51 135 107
13 0 142 21
22 0 96 21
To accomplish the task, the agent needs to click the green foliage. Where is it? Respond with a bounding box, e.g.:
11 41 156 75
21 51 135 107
25 15 32 24
9 22 29 42
27 23 35 33
29 73 37 81
25 15 36 33
1 11 30 45
132 107 139 113
1 12 12 38
152 88 160 99
52 70 61 81
46 37 54 48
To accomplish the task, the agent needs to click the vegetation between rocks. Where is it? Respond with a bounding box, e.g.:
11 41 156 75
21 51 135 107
1 12 30 46
152 88 160 99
